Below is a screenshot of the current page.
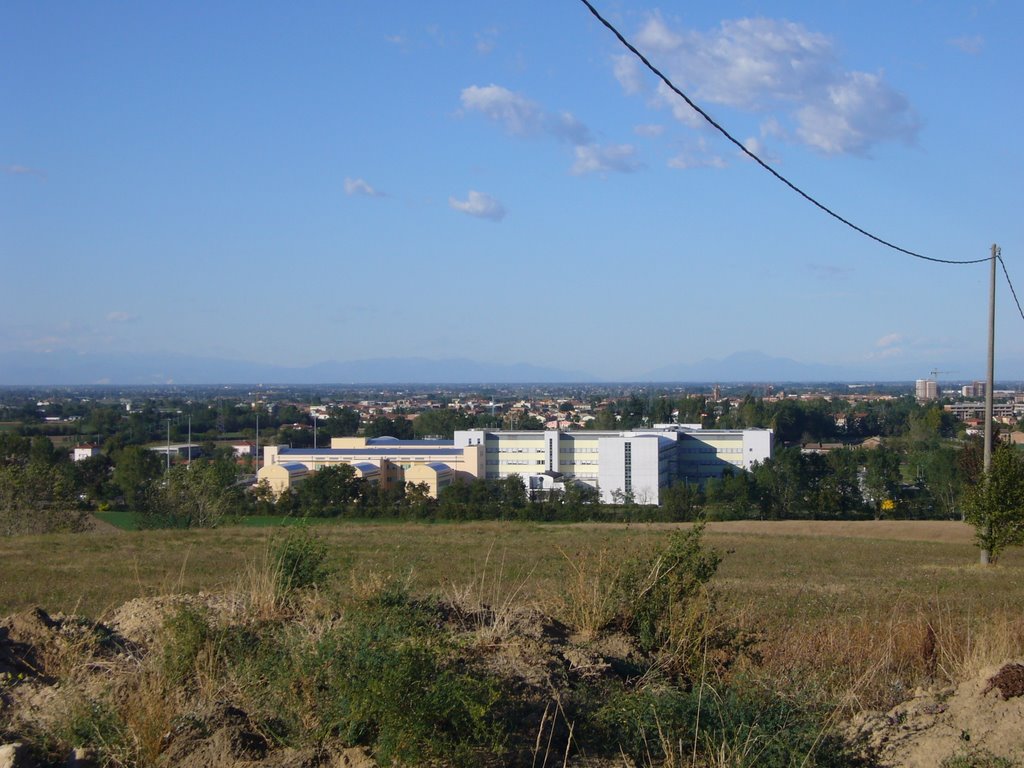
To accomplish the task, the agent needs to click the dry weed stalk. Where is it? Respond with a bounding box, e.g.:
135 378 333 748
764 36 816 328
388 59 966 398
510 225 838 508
240 548 287 619
348 566 414 602
554 545 623 640
444 540 535 645
929 606 1024 684
755 597 1024 720
118 670 182 766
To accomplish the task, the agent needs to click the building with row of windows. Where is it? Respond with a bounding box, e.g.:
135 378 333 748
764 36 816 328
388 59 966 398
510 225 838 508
453 426 772 503
258 426 772 503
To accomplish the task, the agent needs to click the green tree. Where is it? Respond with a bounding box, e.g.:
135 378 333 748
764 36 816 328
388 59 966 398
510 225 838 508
412 409 469 439
297 464 363 517
0 462 90 535
322 407 361 438
660 482 704 521
915 445 962 520
704 468 758 520
29 436 62 467
812 449 866 518
364 416 413 440
752 448 803 518
964 443 1024 563
863 446 902 518
0 432 31 467
144 459 242 528
72 454 114 505
112 446 163 510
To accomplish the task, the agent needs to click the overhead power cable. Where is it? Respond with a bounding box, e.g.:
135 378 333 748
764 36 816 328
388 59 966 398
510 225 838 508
997 255 1024 322
578 0 991 266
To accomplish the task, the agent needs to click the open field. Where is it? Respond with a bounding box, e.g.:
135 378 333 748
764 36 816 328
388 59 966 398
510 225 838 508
3 519 1019 622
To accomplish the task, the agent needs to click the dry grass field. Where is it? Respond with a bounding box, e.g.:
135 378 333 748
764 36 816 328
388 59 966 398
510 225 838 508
3 518 1022 711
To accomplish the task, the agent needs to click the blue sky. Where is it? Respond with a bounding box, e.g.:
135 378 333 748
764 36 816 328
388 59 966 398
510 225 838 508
3 1 1022 381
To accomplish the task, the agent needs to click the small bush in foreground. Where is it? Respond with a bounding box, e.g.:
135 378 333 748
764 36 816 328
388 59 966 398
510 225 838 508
313 591 506 766
50 697 138 768
160 604 213 686
617 524 721 654
584 678 864 767
271 525 333 593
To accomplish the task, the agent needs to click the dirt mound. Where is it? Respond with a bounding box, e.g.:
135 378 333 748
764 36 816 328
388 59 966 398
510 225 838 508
0 607 133 682
983 662 1024 700
0 592 649 767
849 661 1024 766
160 703 271 767
107 591 247 652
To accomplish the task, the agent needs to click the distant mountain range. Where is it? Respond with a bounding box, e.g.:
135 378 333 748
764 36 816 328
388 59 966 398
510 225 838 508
0 349 1012 385
0 351 596 386
642 351 853 383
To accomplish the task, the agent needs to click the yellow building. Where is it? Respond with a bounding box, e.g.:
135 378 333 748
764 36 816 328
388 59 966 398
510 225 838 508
257 436 483 497
404 461 456 497
258 462 310 495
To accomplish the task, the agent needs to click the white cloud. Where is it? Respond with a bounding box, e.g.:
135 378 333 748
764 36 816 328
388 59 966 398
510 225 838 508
634 124 665 137
106 311 137 323
876 333 902 348
449 190 506 221
667 151 725 170
876 346 904 359
949 35 984 55
459 84 589 144
462 84 645 176
571 144 641 176
667 137 726 170
613 54 643 94
807 264 853 280
5 164 46 179
344 177 384 197
617 14 919 155
654 81 705 128
475 27 498 55
460 85 545 137
548 111 591 145
760 116 786 139
635 13 684 52
795 71 918 155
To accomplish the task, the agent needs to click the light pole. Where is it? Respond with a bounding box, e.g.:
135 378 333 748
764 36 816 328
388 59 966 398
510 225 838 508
980 244 999 565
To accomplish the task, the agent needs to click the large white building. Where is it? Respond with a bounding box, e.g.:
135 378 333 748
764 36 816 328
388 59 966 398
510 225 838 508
259 426 773 504
453 426 772 504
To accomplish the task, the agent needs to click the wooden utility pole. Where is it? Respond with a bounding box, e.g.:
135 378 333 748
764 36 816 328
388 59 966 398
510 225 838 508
981 243 999 565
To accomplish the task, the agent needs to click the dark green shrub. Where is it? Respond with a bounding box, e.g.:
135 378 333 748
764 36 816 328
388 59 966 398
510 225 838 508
585 679 863 767
617 523 721 653
51 698 136 767
271 526 332 592
312 593 506 766
220 623 309 746
161 604 213 685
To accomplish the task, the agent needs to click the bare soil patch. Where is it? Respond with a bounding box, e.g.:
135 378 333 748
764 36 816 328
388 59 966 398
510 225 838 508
850 661 1024 766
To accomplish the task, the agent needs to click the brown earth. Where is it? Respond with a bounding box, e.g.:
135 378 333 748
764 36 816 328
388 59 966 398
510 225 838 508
4 590 1023 767
849 660 1024 766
